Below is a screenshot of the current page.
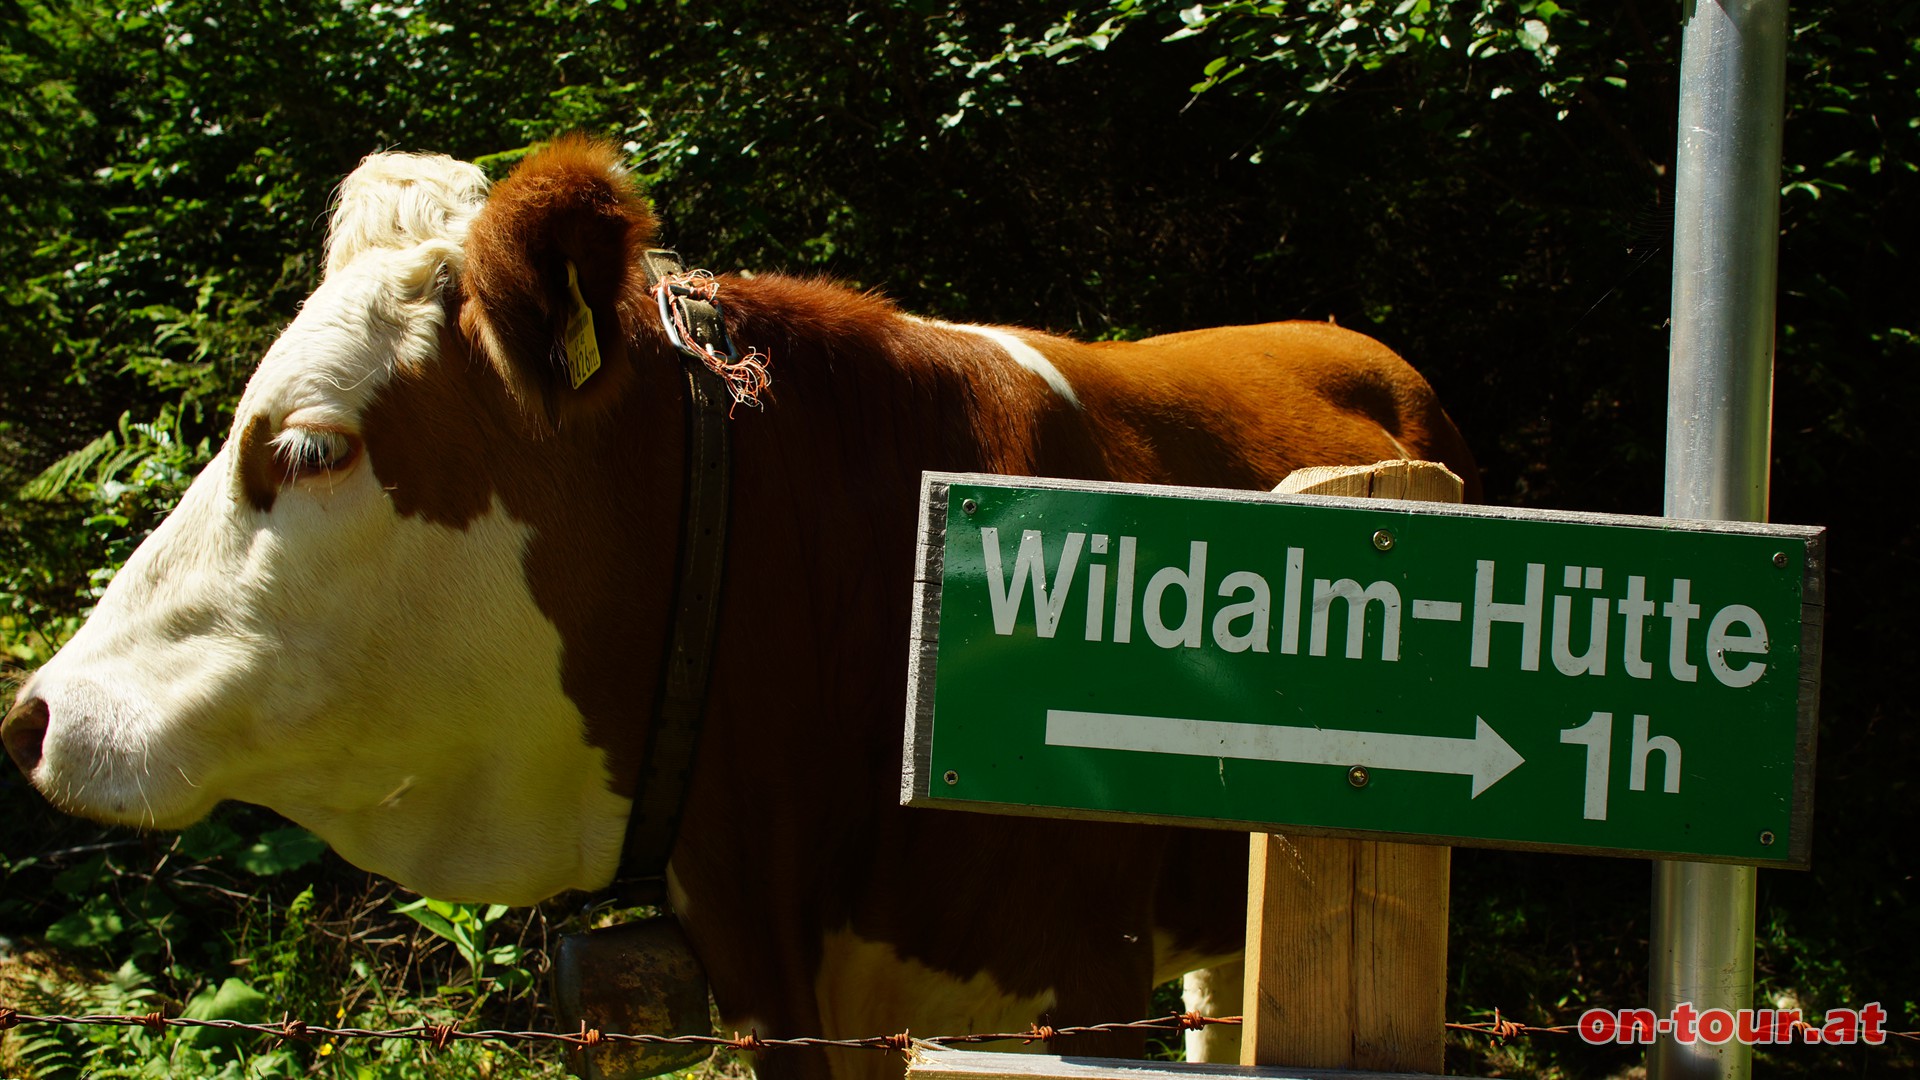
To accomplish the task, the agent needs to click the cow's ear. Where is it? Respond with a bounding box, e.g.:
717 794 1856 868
460 134 657 429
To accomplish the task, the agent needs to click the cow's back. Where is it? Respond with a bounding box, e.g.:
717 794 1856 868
1060 320 1481 499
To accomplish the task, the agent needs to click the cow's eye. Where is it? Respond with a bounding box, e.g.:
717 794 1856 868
270 427 361 482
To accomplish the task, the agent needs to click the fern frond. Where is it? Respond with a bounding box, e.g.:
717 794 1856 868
17 427 120 501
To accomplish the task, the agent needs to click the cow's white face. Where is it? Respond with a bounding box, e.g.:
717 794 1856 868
3 147 653 904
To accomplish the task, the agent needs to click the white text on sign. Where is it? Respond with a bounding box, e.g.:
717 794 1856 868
978 527 1772 690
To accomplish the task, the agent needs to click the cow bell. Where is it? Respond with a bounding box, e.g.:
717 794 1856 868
551 916 713 1080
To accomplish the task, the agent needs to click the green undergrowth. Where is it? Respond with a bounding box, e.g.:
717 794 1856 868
0 793 776 1080
0 804 569 1080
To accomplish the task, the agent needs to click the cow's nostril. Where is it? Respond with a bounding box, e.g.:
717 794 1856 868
2 694 51 774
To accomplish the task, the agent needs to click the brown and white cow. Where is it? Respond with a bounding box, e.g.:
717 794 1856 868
2 137 1478 1077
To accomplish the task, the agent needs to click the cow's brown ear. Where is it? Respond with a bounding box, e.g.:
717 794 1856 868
460 134 657 429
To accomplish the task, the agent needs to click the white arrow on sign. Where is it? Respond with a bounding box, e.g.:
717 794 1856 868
1044 709 1526 798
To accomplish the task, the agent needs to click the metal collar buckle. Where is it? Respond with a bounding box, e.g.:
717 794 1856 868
655 278 738 363
640 250 770 415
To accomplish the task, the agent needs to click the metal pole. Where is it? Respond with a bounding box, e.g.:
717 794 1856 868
1654 1 1787 1078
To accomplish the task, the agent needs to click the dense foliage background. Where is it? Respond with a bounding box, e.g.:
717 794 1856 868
3 0 1915 1076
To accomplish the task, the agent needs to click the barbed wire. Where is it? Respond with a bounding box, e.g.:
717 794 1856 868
2 1005 1913 1054
1445 1013 1579 1041
0 1007 1229 1054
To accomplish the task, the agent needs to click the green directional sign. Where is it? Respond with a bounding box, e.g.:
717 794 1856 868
901 473 1825 866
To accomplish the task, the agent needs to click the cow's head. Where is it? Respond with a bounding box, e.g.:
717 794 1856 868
2 138 680 904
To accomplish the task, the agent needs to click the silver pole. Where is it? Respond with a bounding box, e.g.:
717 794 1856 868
1654 1 1787 1078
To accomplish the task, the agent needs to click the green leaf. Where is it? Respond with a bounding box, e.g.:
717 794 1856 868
52 853 111 896
179 978 269 1053
178 819 242 860
181 977 269 1022
236 826 324 875
45 895 124 947
18 428 118 500
395 897 462 944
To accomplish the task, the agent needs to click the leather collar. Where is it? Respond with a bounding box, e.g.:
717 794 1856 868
609 249 738 905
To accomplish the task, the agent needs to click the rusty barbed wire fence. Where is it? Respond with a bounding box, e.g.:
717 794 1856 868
2 1005 1915 1056
0 1008 1227 1055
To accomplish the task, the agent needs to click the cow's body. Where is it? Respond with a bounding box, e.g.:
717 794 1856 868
3 139 1477 1078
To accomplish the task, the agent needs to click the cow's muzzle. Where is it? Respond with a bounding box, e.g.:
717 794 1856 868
2 693 49 775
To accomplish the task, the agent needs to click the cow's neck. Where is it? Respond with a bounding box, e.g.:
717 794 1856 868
639 277 1066 1035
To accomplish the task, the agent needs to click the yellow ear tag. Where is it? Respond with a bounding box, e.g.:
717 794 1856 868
562 261 603 389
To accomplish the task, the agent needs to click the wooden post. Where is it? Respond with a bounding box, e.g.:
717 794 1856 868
1240 460 1462 1074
